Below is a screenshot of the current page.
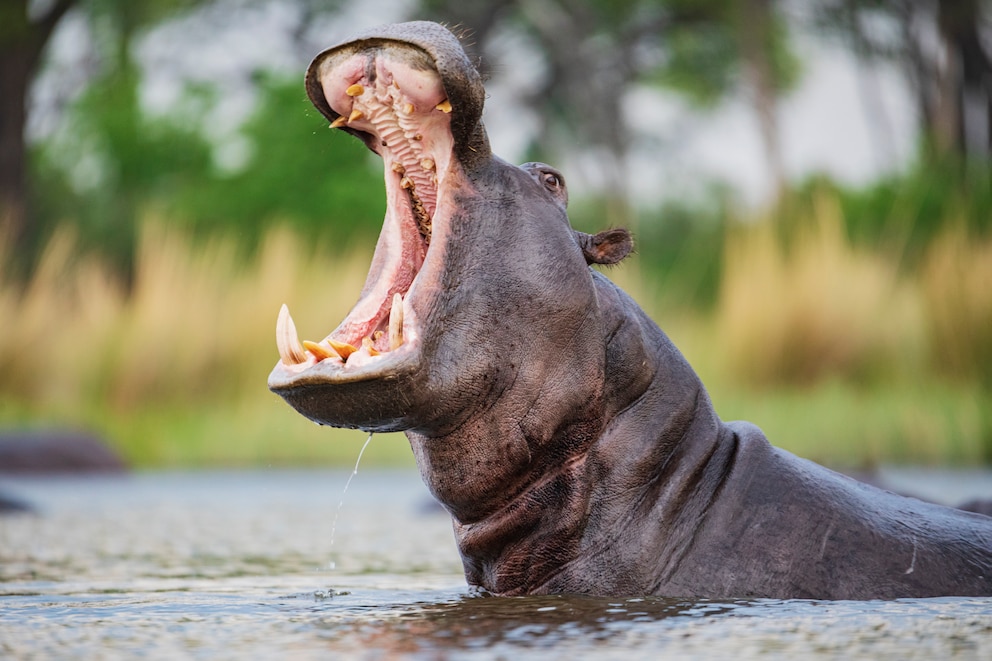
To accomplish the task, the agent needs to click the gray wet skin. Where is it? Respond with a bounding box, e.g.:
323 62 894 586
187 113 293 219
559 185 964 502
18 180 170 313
269 21 992 599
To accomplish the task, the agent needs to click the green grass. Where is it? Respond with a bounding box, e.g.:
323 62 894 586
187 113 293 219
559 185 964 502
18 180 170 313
706 380 991 468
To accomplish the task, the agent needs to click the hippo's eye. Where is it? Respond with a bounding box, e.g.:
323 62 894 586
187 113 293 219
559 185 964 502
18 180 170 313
542 172 562 190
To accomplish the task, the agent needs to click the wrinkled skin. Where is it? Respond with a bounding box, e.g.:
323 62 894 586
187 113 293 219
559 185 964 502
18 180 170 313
269 21 992 599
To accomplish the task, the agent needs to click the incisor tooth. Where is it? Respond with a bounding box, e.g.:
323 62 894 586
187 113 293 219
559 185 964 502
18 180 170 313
276 304 307 365
302 340 340 362
389 293 403 350
328 338 358 360
403 102 415 114
362 337 380 356
348 109 364 122
435 99 452 113
330 116 348 129
345 83 364 96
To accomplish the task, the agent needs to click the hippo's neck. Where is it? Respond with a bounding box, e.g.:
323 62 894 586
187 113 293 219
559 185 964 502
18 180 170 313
406 358 608 593
407 275 732 595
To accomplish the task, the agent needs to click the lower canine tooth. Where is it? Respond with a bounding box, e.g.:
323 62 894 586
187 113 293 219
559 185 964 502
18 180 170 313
389 293 404 350
276 304 307 365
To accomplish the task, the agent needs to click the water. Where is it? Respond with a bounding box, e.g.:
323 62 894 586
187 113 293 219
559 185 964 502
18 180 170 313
2 468 992 659
328 432 374 555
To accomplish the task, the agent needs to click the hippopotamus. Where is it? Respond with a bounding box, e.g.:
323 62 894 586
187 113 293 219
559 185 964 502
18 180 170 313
268 21 992 599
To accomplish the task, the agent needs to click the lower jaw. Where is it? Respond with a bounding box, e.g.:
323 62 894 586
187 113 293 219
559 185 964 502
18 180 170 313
268 341 425 431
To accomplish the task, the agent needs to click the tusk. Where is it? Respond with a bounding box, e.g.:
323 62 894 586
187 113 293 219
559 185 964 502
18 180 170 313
435 99 452 113
389 293 403 350
276 304 307 365
348 109 364 122
329 115 348 129
345 83 364 97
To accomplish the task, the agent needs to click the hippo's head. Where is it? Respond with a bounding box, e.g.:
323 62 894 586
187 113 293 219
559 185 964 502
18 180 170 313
268 21 631 447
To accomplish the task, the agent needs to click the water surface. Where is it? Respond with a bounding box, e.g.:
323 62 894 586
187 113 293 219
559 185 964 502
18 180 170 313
2 469 991 659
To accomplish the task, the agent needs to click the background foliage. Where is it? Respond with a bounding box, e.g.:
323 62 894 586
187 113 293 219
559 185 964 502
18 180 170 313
2 0 991 467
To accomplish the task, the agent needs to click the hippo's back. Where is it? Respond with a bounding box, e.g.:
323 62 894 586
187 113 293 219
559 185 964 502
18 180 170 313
663 422 992 600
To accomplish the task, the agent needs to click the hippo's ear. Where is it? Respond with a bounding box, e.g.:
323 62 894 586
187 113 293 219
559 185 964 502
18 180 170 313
576 228 634 265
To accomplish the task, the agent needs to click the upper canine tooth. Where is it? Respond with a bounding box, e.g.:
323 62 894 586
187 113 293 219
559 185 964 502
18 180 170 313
345 84 364 97
435 99 452 113
389 292 404 350
276 304 307 365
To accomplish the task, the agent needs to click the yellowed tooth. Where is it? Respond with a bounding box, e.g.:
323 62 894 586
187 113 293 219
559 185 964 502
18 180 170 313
400 177 414 190
362 337 380 356
328 338 358 360
403 102 415 114
420 158 435 171
435 99 452 113
389 292 403 350
302 340 340 362
276 304 307 365
392 162 406 175
345 83 364 96
330 115 348 129
348 109 364 123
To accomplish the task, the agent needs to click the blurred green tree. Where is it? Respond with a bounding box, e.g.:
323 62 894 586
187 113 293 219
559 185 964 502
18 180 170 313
1 0 205 262
1 0 77 252
172 73 383 247
416 0 800 223
24 0 382 274
814 0 992 163
807 0 992 255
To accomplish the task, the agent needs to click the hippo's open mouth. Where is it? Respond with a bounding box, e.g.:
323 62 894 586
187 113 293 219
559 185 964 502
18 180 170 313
271 42 458 380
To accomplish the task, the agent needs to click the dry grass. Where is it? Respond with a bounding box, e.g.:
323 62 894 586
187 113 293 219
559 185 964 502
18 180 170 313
713 196 925 385
0 220 410 466
922 225 992 386
2 200 991 467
